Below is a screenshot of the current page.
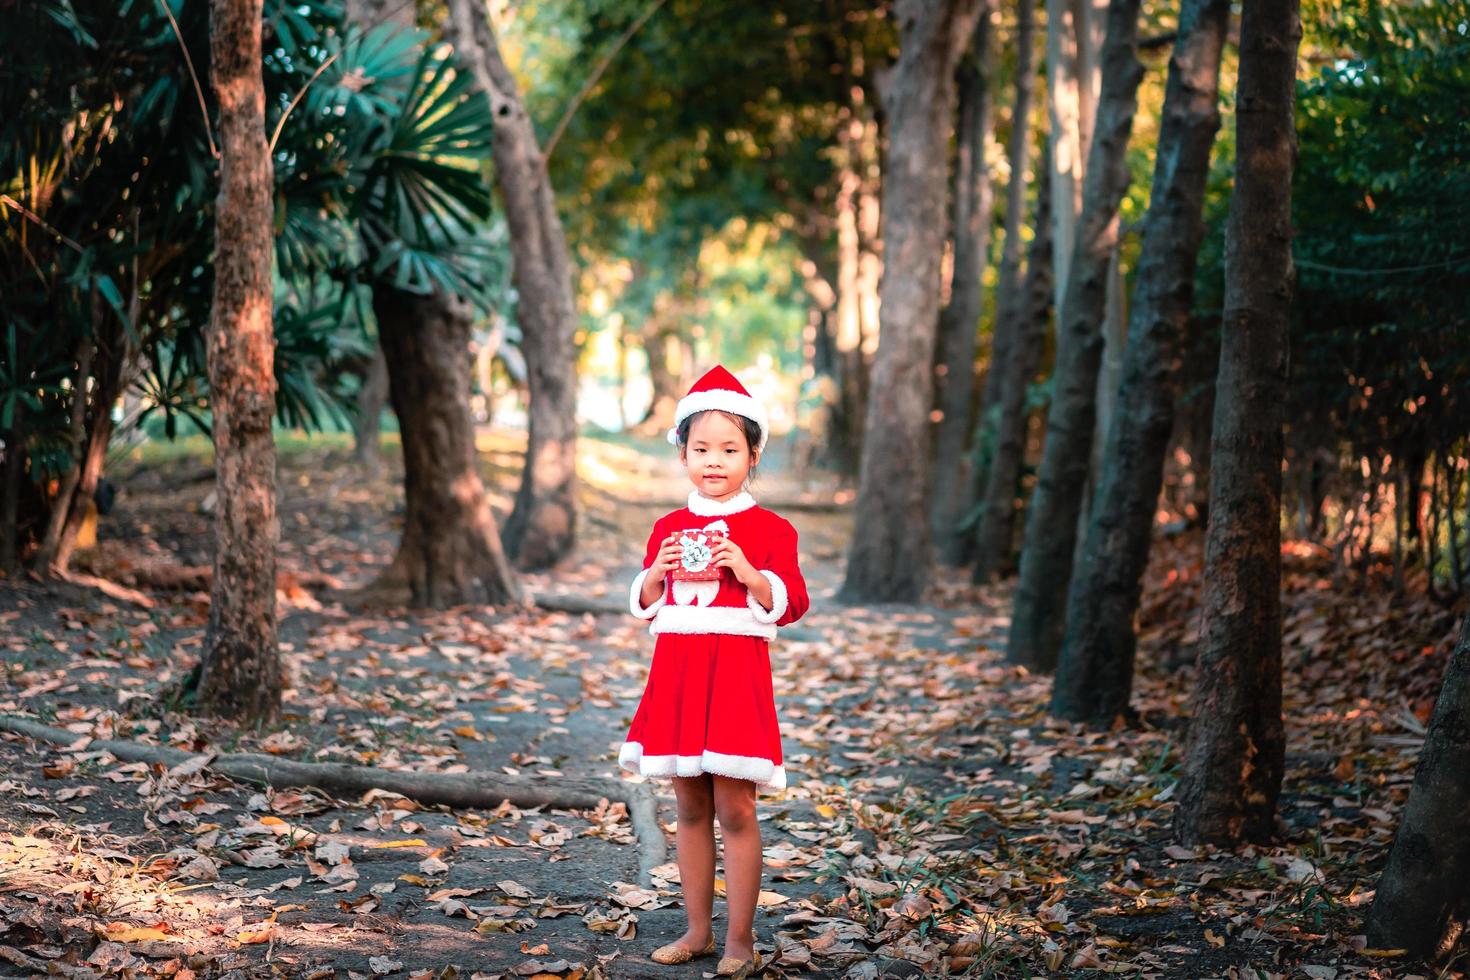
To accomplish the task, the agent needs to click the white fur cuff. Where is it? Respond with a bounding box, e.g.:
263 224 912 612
629 568 667 619
746 570 788 624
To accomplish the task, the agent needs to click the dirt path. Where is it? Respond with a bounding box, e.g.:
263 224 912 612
0 432 1457 978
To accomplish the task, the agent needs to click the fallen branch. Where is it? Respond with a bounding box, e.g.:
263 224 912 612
114 562 345 593
0 715 666 885
52 570 156 609
527 590 627 616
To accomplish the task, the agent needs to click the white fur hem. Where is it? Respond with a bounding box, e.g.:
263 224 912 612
648 604 777 639
619 741 786 790
665 391 770 451
685 490 756 517
629 568 667 619
746 570 788 624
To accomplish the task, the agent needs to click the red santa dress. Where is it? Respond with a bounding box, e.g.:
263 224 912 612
618 489 809 792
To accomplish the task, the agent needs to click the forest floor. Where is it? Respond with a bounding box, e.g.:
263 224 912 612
0 429 1465 980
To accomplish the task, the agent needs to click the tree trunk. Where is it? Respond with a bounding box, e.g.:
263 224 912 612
839 0 984 604
1073 0 1108 159
1006 0 1143 671
855 107 885 370
972 144 1054 581
52 322 134 573
196 0 282 725
634 321 684 434
1079 240 1125 539
372 287 521 608
1172 0 1300 846
1178 313 1218 527
931 2 998 544
833 117 871 476
353 344 390 472
442 0 579 571
1050 0 1230 724
35 325 95 570
1367 614 1470 955
950 0 1038 569
1045 0 1086 314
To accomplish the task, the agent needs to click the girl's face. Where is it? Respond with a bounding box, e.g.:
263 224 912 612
681 411 757 501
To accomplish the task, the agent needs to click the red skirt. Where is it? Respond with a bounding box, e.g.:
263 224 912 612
618 631 787 792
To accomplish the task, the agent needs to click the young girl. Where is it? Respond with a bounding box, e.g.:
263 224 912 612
618 365 809 978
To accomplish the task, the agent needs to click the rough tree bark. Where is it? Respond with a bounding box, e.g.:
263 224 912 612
1051 0 1230 724
1172 0 1300 846
950 0 1038 569
1006 0 1143 670
372 287 521 608
839 0 984 604
443 0 579 571
972 144 1054 581
196 0 283 724
932 1 998 544
1367 614 1470 956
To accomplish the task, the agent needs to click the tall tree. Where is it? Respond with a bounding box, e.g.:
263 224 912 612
1006 0 1143 670
932 1 998 543
195 0 282 723
971 139 1053 581
443 0 580 571
839 0 984 603
946 0 1036 568
373 287 522 607
1044 0 1104 317
1051 0 1231 724
1173 0 1300 846
339 0 521 608
1367 613 1470 957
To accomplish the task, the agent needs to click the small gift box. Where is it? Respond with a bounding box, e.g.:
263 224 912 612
670 528 724 582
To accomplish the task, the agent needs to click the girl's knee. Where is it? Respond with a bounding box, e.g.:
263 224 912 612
712 777 757 833
673 774 714 823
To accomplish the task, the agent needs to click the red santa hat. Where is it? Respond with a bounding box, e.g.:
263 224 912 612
666 364 770 453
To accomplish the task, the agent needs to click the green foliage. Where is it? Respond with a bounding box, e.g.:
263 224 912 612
1289 1 1470 466
0 0 502 563
511 1 893 376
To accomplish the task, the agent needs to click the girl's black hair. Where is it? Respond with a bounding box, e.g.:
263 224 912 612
676 410 762 476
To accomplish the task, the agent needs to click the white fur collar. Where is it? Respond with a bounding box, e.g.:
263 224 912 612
686 489 756 516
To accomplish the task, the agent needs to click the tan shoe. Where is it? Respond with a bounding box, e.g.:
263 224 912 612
715 948 764 978
650 935 717 965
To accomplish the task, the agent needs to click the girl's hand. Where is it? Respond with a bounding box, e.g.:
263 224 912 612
647 533 685 578
710 537 758 586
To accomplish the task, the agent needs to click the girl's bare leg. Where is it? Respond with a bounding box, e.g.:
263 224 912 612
713 774 761 961
670 773 716 949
